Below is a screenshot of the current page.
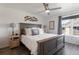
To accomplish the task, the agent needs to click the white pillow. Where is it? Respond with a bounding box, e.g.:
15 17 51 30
38 28 44 34
25 28 32 36
31 28 39 35
31 28 44 34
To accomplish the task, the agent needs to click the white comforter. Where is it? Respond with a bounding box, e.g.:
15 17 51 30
21 33 60 55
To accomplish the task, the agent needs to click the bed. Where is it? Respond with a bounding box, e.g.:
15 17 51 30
20 23 65 55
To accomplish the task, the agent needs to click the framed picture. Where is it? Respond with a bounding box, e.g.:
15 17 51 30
49 21 54 30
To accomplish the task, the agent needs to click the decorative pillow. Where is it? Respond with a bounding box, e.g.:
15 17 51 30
38 28 44 34
25 28 32 36
31 28 39 35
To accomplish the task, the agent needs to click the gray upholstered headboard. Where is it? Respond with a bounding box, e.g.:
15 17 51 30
20 23 42 35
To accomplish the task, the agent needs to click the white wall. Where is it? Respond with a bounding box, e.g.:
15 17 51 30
45 16 59 34
0 7 46 48
0 7 45 24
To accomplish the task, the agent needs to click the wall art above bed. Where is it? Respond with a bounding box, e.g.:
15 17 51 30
49 21 55 30
24 16 38 22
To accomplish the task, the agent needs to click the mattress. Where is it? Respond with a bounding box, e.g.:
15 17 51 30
21 33 59 55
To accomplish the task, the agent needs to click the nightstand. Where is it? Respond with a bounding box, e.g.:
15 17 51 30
10 35 20 48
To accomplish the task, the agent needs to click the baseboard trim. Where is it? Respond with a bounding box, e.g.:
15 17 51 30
0 46 9 50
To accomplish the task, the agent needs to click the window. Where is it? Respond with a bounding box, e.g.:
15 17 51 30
62 18 79 35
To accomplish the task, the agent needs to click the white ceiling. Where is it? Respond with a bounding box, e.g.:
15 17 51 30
0 3 79 16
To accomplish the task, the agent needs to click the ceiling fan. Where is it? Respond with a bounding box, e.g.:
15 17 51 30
42 3 62 15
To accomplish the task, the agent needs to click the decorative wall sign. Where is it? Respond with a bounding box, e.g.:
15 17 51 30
24 16 38 21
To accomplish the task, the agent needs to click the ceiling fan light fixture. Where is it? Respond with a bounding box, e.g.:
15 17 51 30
45 10 50 13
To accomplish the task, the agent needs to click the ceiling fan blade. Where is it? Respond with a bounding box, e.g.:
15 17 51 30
43 3 49 10
49 7 61 10
38 3 61 15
